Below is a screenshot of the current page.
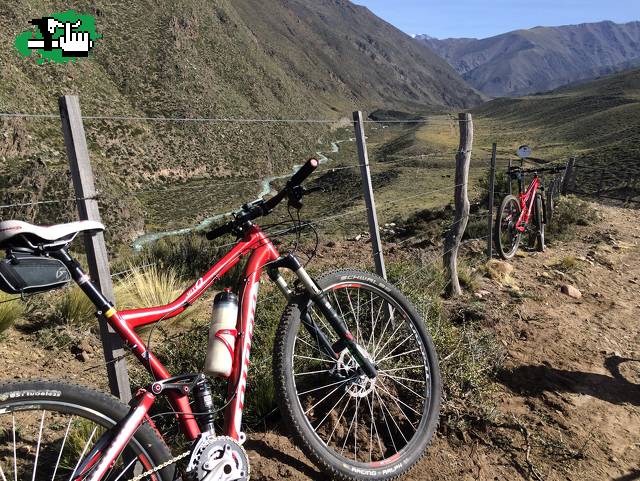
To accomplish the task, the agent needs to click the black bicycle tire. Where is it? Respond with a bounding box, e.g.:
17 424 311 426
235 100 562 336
273 269 442 481
0 379 174 481
546 183 556 223
534 194 545 251
494 195 521 260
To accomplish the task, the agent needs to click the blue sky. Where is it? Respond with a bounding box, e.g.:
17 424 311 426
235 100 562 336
351 1 640 39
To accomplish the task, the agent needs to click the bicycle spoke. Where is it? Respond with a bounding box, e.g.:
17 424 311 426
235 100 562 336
0 463 7 481
375 333 414 363
313 390 349 431
376 389 410 444
377 348 420 365
353 396 360 460
376 381 421 420
379 372 426 384
51 417 74 481
332 291 348 328
373 319 405 360
294 354 335 364
364 393 378 462
31 411 45 481
373 389 400 450
295 335 336 363
345 289 361 345
12 415 17 481
110 457 138 481
67 426 97 481
340 397 358 457
327 395 352 446
367 292 377 351
304 380 351 416
372 302 394 355
377 364 425 374
378 373 426 400
298 378 353 397
311 309 336 345
294 369 332 377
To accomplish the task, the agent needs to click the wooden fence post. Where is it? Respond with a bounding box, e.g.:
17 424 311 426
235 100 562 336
486 143 497 259
561 157 576 195
625 177 638 206
596 169 604 198
444 113 473 296
353 111 386 279
59 95 132 402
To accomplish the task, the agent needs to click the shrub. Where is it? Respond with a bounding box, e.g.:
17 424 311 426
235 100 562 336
0 292 24 334
55 286 96 327
114 265 207 325
547 195 599 238
388 261 504 432
116 234 243 285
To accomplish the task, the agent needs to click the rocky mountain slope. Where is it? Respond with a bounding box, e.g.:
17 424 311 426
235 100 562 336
0 0 481 243
417 21 640 97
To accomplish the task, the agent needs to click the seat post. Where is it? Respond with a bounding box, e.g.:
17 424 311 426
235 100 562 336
51 249 113 313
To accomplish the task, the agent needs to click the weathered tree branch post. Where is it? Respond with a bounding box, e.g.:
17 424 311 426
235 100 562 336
486 142 497 259
561 157 576 195
625 177 638 206
444 113 473 296
59 95 132 402
353 111 386 279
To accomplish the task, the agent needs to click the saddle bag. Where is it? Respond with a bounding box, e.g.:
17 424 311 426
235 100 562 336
0 253 71 294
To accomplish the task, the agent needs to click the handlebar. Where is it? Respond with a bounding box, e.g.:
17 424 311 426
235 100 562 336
508 165 566 176
206 158 319 240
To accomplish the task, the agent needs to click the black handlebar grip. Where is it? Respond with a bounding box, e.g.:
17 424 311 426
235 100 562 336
289 158 319 187
206 222 233 240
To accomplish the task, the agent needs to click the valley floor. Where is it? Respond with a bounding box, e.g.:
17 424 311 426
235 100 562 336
0 201 638 480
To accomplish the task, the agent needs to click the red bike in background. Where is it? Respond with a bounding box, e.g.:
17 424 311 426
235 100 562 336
494 165 565 259
0 159 441 481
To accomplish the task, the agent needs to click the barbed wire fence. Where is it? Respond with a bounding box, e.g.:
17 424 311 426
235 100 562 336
1 96 510 400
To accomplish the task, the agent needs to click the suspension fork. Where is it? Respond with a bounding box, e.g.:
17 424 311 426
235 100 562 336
268 255 378 379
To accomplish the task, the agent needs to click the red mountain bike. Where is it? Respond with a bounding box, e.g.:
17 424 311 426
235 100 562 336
0 159 441 481
494 165 565 259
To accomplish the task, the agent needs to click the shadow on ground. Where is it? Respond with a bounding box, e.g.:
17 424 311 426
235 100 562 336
245 438 324 480
614 469 640 481
498 356 640 406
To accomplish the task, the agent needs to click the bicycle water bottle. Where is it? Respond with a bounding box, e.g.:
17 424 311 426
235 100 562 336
203 289 238 378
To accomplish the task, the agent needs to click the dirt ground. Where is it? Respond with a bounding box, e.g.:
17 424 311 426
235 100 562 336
0 201 638 480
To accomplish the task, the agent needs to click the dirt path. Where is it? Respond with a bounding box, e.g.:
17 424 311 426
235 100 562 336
0 202 637 480
245 202 640 481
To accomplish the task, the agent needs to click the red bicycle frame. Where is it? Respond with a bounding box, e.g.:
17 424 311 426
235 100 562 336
515 175 540 233
70 224 282 481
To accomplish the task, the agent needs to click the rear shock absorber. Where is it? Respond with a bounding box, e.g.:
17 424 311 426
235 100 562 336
193 378 216 434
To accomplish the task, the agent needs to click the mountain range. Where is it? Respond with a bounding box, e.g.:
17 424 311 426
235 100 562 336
417 21 640 97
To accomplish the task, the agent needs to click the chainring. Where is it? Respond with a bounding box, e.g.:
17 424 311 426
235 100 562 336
187 435 249 481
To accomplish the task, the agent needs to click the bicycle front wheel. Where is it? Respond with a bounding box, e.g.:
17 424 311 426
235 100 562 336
0 380 174 481
494 195 522 259
274 269 441 481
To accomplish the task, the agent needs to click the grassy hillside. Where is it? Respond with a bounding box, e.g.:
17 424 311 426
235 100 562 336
0 0 482 244
472 68 640 197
